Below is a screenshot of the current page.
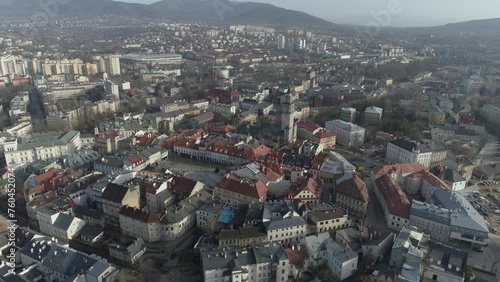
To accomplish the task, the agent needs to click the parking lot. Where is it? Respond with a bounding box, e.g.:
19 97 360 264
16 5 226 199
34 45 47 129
461 182 500 234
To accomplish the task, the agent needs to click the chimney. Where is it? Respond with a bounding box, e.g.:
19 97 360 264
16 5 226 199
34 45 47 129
292 245 295 250
297 245 300 251
370 233 374 241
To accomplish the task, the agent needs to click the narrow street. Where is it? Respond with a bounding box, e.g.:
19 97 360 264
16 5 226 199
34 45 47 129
27 90 46 132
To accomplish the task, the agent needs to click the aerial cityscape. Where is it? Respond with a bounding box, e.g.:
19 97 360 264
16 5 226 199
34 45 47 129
1 0 500 281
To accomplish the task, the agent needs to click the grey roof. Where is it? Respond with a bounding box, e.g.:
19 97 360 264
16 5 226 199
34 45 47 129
428 242 468 276
79 225 103 239
41 245 97 277
53 213 76 230
410 200 451 225
431 190 488 235
263 217 306 231
86 260 114 278
201 243 288 272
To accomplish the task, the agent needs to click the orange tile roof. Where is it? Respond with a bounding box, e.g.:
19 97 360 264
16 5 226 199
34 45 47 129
216 173 268 199
374 174 411 219
336 175 369 203
372 163 427 176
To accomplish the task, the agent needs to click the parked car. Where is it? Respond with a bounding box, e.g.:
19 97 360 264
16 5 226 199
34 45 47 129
473 247 484 253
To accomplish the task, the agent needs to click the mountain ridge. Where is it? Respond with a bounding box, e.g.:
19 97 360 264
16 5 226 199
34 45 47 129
0 0 334 28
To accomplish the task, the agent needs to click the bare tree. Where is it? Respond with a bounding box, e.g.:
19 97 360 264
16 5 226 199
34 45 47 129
201 216 223 235
486 251 500 273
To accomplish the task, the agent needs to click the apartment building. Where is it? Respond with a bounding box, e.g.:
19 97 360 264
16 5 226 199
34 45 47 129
335 174 369 217
385 139 447 168
364 106 383 126
214 173 269 204
4 131 82 168
202 243 290 282
101 183 140 230
325 119 365 147
373 174 411 231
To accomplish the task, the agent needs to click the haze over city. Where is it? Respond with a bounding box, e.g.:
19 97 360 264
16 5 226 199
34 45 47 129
1 0 500 281
121 0 500 26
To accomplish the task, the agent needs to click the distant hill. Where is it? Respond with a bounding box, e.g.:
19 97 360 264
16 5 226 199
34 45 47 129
0 0 334 28
410 18 500 37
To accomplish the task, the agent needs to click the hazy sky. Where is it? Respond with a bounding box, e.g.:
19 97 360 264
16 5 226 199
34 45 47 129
120 0 500 27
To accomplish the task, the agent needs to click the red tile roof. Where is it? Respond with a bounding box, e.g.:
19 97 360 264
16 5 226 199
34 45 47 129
252 145 271 160
374 174 411 219
373 163 426 176
296 120 320 132
335 175 369 203
285 245 309 264
215 173 268 200
284 177 323 201
408 171 449 189
311 152 328 170
171 175 199 195
119 206 164 223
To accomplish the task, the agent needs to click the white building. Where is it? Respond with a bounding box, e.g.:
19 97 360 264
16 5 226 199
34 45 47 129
37 212 86 242
4 131 82 168
373 174 411 231
386 139 432 167
208 103 236 117
298 233 358 281
363 106 383 126
277 34 286 49
202 243 290 282
325 119 365 148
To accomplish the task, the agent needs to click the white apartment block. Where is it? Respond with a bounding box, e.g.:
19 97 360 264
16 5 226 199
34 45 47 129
208 103 237 116
4 131 82 168
325 119 365 148
265 217 307 246
37 212 86 242
385 140 432 168
202 244 290 282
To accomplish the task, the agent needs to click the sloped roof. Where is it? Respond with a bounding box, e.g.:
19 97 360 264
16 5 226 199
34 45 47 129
335 174 369 203
374 174 411 219
216 173 268 200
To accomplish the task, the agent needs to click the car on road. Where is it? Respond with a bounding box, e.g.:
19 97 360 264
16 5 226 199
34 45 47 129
495 210 500 214
473 247 484 253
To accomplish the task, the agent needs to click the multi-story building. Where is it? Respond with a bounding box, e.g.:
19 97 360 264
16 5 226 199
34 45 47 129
308 206 351 234
19 235 119 281
296 233 358 281
340 107 356 123
428 104 446 125
98 55 121 76
37 212 86 242
146 182 175 214
373 174 411 231
422 242 469 282
363 106 383 126
214 173 269 204
325 119 365 148
481 104 500 125
202 243 290 282
409 189 488 246
335 174 369 217
121 53 183 65
101 183 140 230
108 238 147 264
4 131 82 168
119 206 164 243
277 34 286 49
283 177 323 205
431 126 478 142
390 227 429 268
27 58 98 76
385 139 447 168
